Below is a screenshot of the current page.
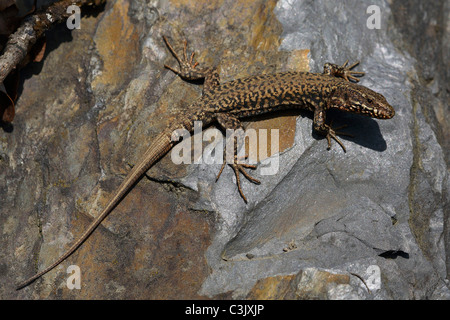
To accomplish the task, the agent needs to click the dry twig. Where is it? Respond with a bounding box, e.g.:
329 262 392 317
0 0 105 122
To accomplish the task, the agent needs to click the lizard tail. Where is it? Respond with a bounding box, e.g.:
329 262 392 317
16 133 173 290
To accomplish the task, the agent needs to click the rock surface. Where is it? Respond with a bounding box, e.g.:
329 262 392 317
0 0 448 299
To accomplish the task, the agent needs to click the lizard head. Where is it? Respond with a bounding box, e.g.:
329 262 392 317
330 83 395 119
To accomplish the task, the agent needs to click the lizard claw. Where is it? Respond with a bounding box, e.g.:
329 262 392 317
339 60 365 83
326 127 346 152
323 61 365 83
163 36 200 75
324 120 354 153
216 154 260 203
231 163 260 203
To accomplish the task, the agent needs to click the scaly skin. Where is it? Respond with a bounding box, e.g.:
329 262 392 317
16 37 394 289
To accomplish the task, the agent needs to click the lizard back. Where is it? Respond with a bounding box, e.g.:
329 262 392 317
204 71 343 117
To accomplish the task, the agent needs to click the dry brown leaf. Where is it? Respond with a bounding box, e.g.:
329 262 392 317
32 36 46 62
0 80 16 122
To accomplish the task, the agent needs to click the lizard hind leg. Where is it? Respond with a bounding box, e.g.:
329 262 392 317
215 114 260 203
216 154 260 203
163 36 202 79
163 36 220 93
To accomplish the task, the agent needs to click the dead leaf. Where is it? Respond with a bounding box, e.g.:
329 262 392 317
0 80 16 122
32 36 46 62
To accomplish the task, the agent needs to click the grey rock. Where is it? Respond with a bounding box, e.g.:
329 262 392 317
200 0 449 299
1 0 448 299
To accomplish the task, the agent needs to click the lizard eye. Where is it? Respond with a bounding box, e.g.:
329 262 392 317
367 98 373 104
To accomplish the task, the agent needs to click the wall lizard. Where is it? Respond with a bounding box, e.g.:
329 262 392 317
16 36 395 289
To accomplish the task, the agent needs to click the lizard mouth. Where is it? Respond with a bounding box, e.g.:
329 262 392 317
379 105 395 119
367 101 395 119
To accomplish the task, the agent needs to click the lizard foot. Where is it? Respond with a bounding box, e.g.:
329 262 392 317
324 120 354 152
216 155 260 203
338 60 365 82
163 36 199 76
324 60 365 82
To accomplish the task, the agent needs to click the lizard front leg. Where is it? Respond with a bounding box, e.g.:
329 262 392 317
215 113 260 203
163 36 220 94
323 60 365 82
313 104 350 152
